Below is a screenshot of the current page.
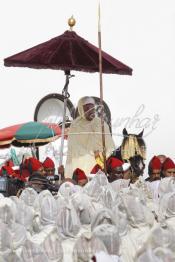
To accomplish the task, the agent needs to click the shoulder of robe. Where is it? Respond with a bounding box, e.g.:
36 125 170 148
69 117 82 129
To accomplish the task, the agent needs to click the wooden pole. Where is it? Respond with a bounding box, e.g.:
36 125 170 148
98 3 107 175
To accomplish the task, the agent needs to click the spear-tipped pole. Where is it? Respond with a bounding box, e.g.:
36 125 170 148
98 3 107 175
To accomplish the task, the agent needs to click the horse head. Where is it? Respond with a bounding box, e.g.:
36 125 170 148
129 155 145 176
121 128 146 182
110 128 146 182
121 128 146 161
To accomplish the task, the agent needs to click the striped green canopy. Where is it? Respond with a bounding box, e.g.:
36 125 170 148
0 121 61 147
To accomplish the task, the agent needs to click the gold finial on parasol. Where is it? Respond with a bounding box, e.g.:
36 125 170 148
68 16 76 31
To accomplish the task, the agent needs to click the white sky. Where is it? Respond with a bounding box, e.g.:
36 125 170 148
1 0 175 165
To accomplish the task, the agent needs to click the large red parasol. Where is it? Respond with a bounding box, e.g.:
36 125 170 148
3 17 132 170
4 30 132 75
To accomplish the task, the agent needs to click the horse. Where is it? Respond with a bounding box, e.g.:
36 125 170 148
110 128 146 183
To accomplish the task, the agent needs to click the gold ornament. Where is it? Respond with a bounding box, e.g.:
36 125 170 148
68 16 76 30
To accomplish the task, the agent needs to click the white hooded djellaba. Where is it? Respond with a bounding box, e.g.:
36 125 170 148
65 96 115 178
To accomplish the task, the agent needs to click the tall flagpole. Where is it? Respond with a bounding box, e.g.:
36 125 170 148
98 3 107 175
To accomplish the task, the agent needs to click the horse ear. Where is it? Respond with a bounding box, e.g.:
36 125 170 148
123 128 128 137
137 129 144 137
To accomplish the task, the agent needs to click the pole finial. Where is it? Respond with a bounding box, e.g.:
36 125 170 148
68 16 76 31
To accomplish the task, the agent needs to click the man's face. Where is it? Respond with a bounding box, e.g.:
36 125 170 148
150 169 161 181
163 168 175 177
37 167 46 176
123 169 132 180
44 167 55 176
83 103 95 121
111 167 124 179
78 179 88 187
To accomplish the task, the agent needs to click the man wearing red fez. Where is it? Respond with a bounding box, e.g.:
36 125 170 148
24 157 45 176
162 157 175 177
106 157 124 182
72 168 88 187
0 165 26 197
146 156 161 182
0 165 25 182
10 166 27 182
43 157 55 177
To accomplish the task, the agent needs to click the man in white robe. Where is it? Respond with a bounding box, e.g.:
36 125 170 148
65 96 115 178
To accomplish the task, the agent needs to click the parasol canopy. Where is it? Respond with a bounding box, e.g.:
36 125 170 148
0 121 61 148
4 30 132 75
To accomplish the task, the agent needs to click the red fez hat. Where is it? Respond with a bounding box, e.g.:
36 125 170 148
20 168 31 178
149 156 161 170
74 168 87 181
25 157 43 172
13 169 27 182
90 164 102 174
162 157 175 170
5 159 14 167
43 157 55 169
107 157 123 169
0 166 27 182
0 166 15 176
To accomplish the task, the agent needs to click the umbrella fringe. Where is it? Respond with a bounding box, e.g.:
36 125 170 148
16 135 61 144
4 62 132 75
0 138 15 146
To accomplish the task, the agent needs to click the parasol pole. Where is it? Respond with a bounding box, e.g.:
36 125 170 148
58 17 76 184
59 71 70 169
59 71 74 183
98 3 107 175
